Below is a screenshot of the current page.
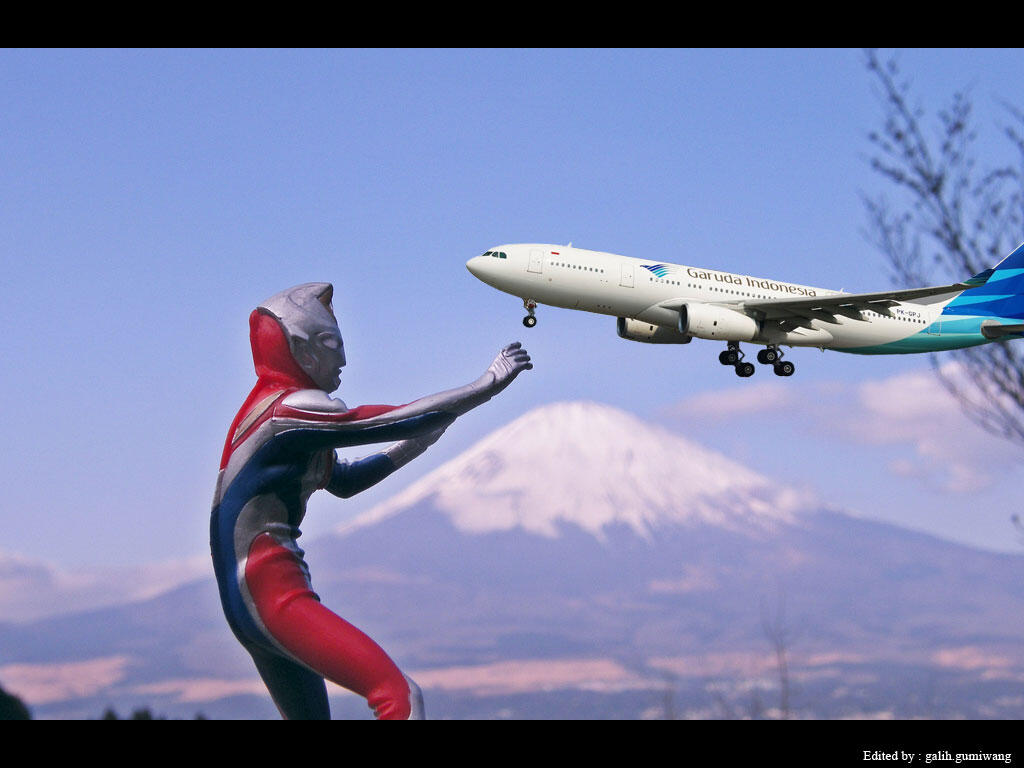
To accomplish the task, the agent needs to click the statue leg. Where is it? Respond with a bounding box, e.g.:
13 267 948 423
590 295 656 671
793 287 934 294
245 532 424 720
248 646 331 720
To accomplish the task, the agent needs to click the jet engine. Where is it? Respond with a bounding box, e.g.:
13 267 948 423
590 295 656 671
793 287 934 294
678 303 759 341
617 317 692 344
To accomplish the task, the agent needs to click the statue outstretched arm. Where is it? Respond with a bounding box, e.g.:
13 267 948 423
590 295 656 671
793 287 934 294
403 341 533 417
273 343 532 451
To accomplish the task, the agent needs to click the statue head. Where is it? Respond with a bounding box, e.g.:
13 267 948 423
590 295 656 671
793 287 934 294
252 282 346 392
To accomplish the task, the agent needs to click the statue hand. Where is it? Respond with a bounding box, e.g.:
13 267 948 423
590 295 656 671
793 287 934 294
436 343 534 417
484 342 533 395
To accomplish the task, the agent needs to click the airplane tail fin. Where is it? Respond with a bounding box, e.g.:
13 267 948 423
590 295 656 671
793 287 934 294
943 241 1024 320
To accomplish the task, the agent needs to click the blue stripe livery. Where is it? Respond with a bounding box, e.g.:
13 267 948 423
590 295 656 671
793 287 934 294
641 264 675 278
847 241 1024 354
944 242 1024 320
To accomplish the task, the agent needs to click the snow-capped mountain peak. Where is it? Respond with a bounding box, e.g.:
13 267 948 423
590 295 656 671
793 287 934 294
341 401 813 540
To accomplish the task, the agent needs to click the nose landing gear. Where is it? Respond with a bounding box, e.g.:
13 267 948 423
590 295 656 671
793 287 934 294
522 299 537 328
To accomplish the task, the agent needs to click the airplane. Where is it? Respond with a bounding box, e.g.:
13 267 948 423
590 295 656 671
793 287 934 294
465 242 1024 377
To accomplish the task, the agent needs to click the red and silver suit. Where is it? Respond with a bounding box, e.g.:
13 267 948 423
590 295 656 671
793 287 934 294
210 283 531 719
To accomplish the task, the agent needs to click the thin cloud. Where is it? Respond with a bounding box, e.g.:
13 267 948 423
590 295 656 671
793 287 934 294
0 656 132 705
0 551 209 623
409 658 653 696
663 380 797 420
843 365 1008 493
664 365 1014 494
131 677 267 704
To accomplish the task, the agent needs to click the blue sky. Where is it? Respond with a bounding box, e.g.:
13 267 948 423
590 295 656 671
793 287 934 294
2 48 1023 583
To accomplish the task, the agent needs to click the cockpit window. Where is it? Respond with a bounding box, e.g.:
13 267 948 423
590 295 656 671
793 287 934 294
482 251 493 257
499 252 507 259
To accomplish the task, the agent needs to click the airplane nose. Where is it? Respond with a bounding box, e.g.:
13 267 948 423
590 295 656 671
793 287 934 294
466 256 483 277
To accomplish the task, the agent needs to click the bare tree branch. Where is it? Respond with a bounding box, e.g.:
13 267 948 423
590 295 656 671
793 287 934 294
761 591 793 720
863 49 1024 448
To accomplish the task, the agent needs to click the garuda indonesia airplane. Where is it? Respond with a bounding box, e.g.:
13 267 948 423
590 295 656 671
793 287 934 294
466 242 1024 377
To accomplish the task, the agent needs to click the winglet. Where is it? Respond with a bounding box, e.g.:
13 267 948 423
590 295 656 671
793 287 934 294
963 268 995 288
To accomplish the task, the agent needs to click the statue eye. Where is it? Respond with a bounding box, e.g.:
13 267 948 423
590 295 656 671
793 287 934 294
319 333 341 350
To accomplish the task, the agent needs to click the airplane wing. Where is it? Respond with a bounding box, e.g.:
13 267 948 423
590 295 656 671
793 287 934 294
658 281 976 329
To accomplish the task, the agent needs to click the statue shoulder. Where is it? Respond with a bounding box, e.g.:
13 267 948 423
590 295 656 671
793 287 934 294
279 389 350 414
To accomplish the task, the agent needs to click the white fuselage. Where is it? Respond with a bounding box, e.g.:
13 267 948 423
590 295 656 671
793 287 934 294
467 244 952 353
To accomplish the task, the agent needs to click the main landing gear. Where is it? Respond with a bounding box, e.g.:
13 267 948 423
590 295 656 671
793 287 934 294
758 345 795 377
522 298 538 328
719 341 755 377
719 343 795 377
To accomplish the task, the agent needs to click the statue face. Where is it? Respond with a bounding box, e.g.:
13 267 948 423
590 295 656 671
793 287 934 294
295 325 347 392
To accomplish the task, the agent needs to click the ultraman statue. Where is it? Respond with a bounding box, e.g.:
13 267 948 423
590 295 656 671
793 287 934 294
211 283 532 719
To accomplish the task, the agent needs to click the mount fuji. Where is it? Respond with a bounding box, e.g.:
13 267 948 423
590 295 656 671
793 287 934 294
300 401 1024 717
343 401 808 540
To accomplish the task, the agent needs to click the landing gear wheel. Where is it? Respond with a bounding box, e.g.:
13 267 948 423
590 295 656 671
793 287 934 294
522 298 537 328
757 348 779 364
773 360 795 377
735 362 755 377
721 342 744 367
